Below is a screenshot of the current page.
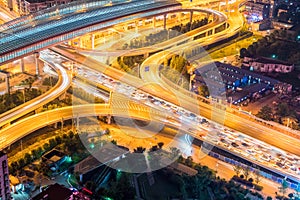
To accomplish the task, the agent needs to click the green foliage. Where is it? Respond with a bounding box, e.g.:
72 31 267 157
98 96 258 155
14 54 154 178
198 84 210 97
256 105 273 121
102 173 135 200
279 179 289 196
134 146 146 153
233 164 242 176
0 88 42 114
243 30 300 64
42 77 58 86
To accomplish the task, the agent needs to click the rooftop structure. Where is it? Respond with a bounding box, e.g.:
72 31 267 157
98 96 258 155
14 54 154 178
243 56 294 73
193 62 288 105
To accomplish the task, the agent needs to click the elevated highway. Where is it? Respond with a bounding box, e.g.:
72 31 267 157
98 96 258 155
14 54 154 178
51 46 300 158
0 0 182 65
0 54 71 128
67 7 229 57
1 101 300 185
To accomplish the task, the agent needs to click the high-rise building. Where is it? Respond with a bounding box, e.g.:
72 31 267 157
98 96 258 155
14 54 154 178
244 1 271 22
0 152 11 200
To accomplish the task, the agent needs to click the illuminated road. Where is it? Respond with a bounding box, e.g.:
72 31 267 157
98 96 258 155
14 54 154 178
0 103 166 149
0 0 182 64
52 45 300 159
2 99 300 184
0 0 299 190
68 8 229 57
0 51 71 127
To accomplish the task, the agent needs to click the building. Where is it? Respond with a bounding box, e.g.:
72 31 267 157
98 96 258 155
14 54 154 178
243 56 294 73
41 149 68 171
193 62 291 105
0 0 14 11
31 183 73 200
252 19 272 31
74 144 129 183
16 0 72 15
244 1 271 22
272 0 300 24
0 152 11 200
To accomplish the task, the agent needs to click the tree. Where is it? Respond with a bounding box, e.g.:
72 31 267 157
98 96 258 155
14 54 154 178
55 136 62 144
242 166 251 180
233 164 242 176
111 140 117 145
37 147 43 157
276 103 290 118
134 146 146 153
68 130 74 139
266 196 272 200
256 105 273 121
43 142 50 152
278 179 289 197
239 48 249 58
31 149 39 160
198 84 209 97
49 138 57 148
18 158 25 168
253 169 262 185
24 153 32 164
27 77 35 89
170 147 181 159
157 142 164 149
185 156 193 167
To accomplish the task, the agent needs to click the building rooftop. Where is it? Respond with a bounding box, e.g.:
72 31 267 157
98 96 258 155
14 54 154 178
31 183 72 200
254 57 293 66
75 144 129 175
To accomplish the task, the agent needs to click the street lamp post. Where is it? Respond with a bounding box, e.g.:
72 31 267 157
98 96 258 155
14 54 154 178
215 161 219 177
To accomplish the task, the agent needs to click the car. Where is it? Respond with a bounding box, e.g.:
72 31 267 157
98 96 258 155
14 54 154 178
231 142 239 148
241 142 250 147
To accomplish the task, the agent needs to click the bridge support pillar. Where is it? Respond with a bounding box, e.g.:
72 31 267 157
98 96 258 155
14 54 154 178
54 122 57 129
79 38 83 48
91 34 95 49
34 52 40 76
152 16 156 28
20 58 25 73
190 11 193 24
177 12 181 22
5 74 10 95
163 14 167 29
144 52 149 58
107 115 111 124
135 21 138 33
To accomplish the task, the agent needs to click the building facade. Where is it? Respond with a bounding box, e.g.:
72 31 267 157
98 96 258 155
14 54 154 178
0 152 11 200
244 1 271 22
272 0 300 24
243 57 294 73
16 0 72 15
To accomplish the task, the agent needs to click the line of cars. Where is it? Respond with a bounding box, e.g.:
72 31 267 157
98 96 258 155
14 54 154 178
65 58 300 181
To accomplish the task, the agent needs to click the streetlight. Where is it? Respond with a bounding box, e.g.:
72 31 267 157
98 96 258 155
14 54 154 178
215 161 219 177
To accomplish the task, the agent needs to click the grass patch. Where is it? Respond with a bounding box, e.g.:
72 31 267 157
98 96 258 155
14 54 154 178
210 35 263 59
